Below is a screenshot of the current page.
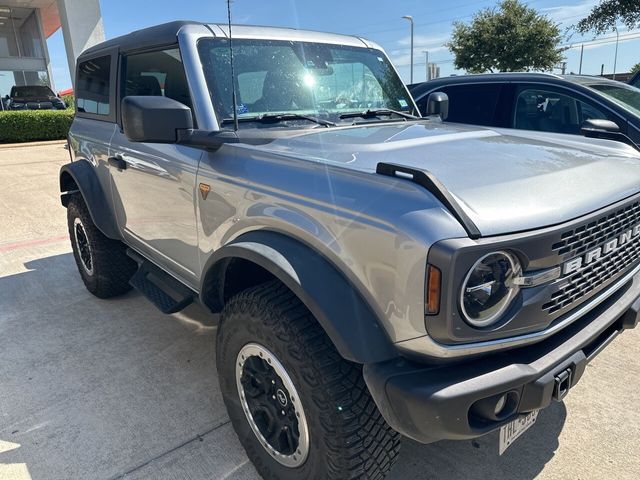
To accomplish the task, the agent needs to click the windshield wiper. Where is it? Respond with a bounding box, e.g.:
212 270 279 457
221 113 335 127
339 109 418 121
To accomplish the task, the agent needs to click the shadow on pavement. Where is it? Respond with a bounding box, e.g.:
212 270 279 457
0 252 567 480
390 401 566 479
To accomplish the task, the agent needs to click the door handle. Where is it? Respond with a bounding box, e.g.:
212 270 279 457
108 155 127 170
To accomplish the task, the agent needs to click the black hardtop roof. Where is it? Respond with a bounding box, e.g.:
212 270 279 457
79 20 201 58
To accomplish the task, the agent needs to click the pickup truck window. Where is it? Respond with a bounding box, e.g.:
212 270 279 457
418 84 501 126
197 38 416 125
589 83 640 117
513 86 609 135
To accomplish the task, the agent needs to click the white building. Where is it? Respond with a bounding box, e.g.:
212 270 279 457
0 0 104 97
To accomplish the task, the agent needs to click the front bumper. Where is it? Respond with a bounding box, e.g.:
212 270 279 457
364 273 640 444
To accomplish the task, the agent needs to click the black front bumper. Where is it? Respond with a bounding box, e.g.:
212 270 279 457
364 275 640 444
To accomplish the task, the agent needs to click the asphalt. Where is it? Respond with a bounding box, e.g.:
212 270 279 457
0 142 639 480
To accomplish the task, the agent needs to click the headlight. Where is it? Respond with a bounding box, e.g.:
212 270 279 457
460 251 520 327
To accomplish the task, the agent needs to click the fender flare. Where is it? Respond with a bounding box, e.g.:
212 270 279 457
59 160 121 239
201 230 397 364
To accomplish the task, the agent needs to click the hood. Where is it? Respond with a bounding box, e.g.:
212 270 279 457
255 121 640 236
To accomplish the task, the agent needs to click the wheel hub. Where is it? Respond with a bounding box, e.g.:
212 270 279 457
73 217 93 275
236 343 309 468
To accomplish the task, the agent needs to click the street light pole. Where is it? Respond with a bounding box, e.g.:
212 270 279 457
578 44 584 74
423 50 429 81
402 15 414 84
613 26 619 80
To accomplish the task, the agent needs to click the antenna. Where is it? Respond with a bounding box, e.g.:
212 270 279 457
227 0 239 131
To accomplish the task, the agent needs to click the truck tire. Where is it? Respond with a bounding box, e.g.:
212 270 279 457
217 280 401 480
66 195 136 298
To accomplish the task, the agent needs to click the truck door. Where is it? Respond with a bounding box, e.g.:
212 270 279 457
108 47 201 287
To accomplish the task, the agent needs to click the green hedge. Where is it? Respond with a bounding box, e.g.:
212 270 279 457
61 94 75 110
0 109 74 143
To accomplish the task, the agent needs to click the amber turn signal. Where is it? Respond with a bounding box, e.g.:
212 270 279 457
426 264 441 315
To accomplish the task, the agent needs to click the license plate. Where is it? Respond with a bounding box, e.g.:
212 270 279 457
499 410 538 455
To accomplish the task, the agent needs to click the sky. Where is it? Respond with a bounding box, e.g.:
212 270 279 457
46 0 640 91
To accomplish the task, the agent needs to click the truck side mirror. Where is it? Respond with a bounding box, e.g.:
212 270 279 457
426 92 449 120
121 96 193 143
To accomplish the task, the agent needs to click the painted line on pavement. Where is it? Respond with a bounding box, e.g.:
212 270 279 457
0 235 68 253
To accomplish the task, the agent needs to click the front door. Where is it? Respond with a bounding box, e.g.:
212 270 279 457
109 47 201 286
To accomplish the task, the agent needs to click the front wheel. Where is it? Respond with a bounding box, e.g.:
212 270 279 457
217 280 400 480
67 195 136 298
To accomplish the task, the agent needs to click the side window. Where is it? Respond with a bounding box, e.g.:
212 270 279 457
76 55 111 116
123 48 192 110
427 84 502 126
513 86 609 135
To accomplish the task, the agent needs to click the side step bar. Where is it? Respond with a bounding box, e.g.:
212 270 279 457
376 162 481 239
127 249 195 314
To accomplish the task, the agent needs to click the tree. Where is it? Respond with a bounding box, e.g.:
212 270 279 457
446 0 564 73
577 1 640 35
631 62 640 74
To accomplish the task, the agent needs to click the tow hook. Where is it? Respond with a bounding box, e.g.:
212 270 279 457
553 368 573 401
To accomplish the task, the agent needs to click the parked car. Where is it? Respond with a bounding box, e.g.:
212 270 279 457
409 73 640 149
60 21 640 480
5 85 67 110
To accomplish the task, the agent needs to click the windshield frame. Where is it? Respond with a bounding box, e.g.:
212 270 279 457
196 37 420 129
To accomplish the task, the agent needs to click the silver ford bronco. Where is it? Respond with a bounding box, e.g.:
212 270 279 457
60 21 640 479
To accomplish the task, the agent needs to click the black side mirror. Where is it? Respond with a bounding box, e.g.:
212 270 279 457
581 118 620 136
426 91 449 120
121 96 193 143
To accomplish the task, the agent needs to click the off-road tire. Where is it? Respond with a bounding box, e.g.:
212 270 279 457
217 280 401 480
66 195 136 298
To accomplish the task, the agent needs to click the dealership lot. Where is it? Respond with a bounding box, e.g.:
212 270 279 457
1 143 639 480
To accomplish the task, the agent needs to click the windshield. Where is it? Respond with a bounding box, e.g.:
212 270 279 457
589 83 640 117
10 86 55 98
197 38 417 126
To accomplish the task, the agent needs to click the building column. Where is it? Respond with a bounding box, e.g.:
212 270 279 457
56 0 105 87
35 8 55 92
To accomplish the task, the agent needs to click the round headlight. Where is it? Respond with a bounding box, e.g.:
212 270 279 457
460 251 520 327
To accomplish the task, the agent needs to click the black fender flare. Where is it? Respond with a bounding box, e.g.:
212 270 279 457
59 160 120 239
201 230 397 364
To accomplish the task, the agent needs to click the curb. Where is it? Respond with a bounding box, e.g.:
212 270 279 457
0 139 67 149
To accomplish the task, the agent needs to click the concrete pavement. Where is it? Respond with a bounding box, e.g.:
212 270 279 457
0 143 639 479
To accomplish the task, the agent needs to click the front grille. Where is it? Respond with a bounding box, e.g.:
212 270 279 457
26 102 53 110
551 200 640 258
543 200 640 315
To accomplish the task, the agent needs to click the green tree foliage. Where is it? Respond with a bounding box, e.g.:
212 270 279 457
630 62 640 74
446 0 564 73
577 1 640 35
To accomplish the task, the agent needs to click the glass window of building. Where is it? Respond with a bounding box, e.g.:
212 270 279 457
0 7 45 58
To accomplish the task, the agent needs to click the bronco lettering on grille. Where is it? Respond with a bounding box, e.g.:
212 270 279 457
562 224 640 275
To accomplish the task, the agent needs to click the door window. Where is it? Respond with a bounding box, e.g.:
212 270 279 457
513 87 610 135
76 55 111 116
122 48 192 110
418 84 502 126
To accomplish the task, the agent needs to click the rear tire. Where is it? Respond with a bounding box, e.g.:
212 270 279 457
217 280 401 480
66 195 136 298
